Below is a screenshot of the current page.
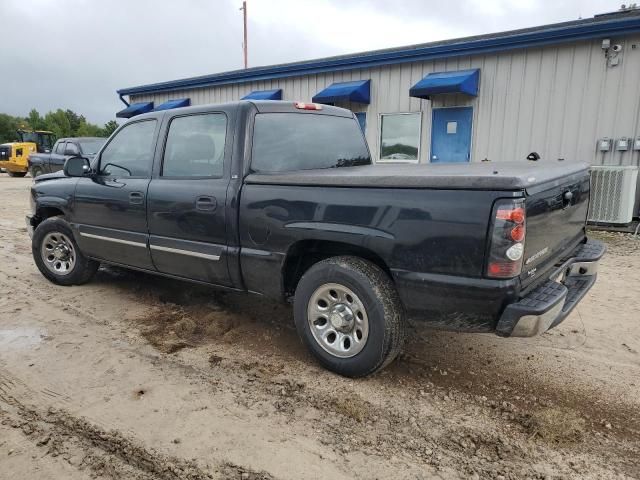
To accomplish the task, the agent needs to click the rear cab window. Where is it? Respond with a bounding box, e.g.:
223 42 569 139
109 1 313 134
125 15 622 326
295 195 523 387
251 113 371 173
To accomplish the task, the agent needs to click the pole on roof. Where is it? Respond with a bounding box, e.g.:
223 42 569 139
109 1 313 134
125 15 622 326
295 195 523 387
240 1 248 69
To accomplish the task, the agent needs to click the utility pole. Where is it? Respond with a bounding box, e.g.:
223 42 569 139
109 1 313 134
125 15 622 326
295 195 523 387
240 1 248 69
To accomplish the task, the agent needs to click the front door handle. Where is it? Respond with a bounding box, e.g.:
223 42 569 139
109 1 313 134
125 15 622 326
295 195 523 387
129 191 144 205
196 196 217 211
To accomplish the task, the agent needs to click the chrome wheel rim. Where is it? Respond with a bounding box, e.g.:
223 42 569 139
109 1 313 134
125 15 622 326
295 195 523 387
307 283 369 358
41 232 76 276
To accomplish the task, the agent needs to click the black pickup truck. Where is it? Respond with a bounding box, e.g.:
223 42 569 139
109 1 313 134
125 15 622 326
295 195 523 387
26 101 604 377
28 137 106 177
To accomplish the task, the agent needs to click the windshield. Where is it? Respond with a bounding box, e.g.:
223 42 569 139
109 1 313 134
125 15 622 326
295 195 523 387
251 113 371 173
38 133 55 151
79 139 106 155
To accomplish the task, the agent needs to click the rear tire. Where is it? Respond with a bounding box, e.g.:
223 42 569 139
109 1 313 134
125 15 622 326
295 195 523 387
32 217 99 286
294 256 405 377
8 171 27 178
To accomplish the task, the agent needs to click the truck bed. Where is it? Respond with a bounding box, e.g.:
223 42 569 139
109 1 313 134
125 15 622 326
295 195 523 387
245 161 590 191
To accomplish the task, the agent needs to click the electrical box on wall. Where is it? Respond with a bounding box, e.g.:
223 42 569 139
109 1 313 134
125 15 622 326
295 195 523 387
597 138 612 152
616 137 630 151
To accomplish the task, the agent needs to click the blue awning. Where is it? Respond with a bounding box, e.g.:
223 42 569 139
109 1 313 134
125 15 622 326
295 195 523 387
410 69 480 99
154 98 190 111
242 89 282 100
116 101 154 118
312 80 370 104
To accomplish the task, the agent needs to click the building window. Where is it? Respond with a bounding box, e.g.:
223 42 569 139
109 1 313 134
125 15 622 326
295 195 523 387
379 113 421 162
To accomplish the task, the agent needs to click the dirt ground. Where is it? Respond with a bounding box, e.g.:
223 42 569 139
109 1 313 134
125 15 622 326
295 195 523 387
0 175 638 480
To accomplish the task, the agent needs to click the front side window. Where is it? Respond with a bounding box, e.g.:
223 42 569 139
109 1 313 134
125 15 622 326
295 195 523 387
379 113 421 162
100 120 156 177
251 113 371 173
162 113 226 177
55 142 66 154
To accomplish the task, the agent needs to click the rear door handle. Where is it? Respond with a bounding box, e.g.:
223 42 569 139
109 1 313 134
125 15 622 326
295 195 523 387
129 191 144 205
196 196 217 211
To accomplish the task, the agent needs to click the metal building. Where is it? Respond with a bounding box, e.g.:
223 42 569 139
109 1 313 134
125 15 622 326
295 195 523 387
117 7 640 216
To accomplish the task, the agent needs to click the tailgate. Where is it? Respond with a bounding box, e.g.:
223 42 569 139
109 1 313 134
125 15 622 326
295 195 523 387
520 169 590 288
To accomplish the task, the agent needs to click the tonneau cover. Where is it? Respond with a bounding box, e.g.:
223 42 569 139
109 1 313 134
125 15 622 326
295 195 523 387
245 161 590 191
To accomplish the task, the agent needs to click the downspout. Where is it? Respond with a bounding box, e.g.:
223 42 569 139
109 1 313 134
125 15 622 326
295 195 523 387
118 93 129 107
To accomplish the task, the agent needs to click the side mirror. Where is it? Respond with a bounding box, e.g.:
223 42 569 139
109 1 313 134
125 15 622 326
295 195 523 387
63 156 91 177
64 149 78 156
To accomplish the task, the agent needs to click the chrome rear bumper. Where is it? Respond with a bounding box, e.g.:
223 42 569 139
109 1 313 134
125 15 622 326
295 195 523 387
496 238 605 337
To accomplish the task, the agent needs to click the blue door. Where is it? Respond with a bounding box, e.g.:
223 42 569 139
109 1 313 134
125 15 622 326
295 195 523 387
430 107 473 163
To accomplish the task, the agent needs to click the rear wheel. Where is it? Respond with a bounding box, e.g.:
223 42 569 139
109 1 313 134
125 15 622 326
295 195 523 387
8 171 27 178
294 256 405 377
32 217 99 286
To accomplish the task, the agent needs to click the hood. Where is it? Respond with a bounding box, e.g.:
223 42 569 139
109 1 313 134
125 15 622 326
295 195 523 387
34 171 67 183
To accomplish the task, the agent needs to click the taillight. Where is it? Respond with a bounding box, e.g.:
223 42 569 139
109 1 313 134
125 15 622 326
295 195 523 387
486 199 526 279
294 102 323 110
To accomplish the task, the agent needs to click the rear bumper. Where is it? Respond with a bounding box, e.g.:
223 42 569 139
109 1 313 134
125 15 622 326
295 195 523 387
496 238 605 337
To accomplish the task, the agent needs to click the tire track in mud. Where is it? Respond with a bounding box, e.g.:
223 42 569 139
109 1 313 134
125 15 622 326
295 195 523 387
0 367 274 480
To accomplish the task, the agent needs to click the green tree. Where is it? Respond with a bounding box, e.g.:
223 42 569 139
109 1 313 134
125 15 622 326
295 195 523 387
102 120 119 137
0 114 21 144
27 109 45 130
44 109 73 138
1 109 113 142
65 109 83 133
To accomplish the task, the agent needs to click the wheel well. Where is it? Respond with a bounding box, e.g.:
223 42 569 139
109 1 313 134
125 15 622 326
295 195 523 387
35 206 64 226
282 240 392 297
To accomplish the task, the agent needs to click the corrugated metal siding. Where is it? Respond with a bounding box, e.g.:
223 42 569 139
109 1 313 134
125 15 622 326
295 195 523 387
130 34 640 167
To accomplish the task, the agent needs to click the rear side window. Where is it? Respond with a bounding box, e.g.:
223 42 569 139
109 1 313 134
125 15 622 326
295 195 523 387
251 113 371 173
65 143 80 155
162 113 226 177
100 120 156 177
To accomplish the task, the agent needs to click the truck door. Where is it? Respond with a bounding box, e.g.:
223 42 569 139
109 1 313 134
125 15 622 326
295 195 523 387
49 141 67 170
146 112 231 286
71 119 157 270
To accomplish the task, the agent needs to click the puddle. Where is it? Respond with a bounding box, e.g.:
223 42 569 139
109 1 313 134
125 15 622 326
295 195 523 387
0 328 46 350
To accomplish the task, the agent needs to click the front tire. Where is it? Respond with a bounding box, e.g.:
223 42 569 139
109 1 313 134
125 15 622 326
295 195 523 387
8 171 27 178
32 217 99 286
294 256 405 377
31 167 43 178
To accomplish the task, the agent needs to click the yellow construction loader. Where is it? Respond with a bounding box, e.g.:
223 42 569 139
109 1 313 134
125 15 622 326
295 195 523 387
0 129 55 177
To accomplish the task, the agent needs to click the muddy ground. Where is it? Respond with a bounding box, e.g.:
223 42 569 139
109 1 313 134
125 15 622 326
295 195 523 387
0 175 638 479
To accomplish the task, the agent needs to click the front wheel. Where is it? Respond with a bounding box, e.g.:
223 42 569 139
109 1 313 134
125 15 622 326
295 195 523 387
294 256 406 377
8 171 27 178
32 217 99 286
30 167 43 178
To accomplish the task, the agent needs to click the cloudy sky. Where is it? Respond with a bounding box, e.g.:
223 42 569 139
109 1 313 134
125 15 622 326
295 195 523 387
1 0 621 124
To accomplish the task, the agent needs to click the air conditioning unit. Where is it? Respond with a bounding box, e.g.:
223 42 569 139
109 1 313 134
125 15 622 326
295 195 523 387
588 165 638 224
